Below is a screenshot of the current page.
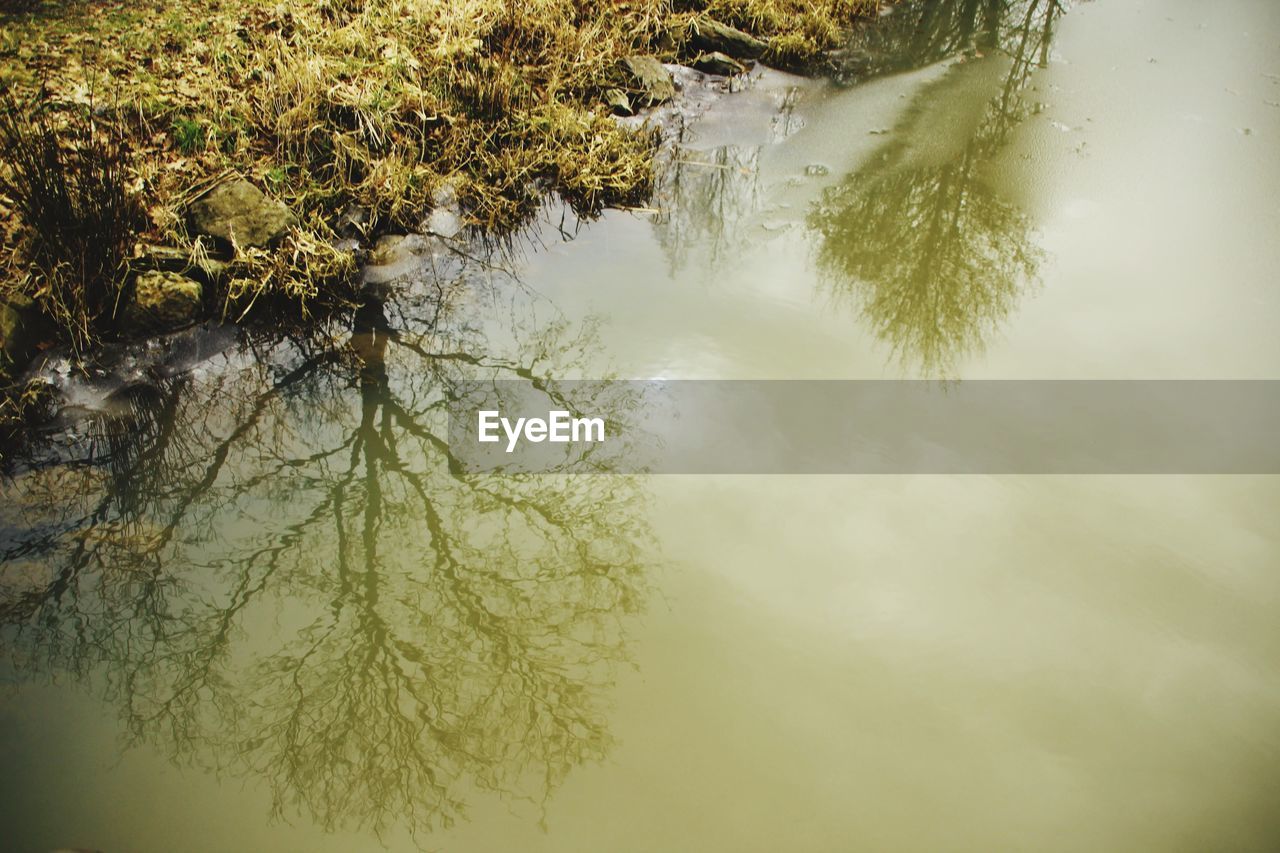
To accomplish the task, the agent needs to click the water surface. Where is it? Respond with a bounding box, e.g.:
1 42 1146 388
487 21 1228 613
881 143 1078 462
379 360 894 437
2 0 1279 850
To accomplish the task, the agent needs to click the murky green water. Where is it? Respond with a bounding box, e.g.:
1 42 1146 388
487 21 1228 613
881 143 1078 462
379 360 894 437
3 0 1280 850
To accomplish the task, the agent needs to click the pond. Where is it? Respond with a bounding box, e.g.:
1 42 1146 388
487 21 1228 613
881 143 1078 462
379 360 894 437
2 0 1279 849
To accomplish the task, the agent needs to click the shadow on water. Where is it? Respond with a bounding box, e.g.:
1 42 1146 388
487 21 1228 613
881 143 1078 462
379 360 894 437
0 233 653 842
810 0 1067 372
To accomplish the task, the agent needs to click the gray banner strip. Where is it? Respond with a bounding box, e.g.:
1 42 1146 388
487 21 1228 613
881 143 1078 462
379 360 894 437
445 381 1280 474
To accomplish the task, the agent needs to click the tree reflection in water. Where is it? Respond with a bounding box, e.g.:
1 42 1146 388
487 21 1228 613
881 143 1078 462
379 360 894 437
645 75 805 277
0 245 652 840
811 0 1065 372
652 144 764 276
841 0 1064 83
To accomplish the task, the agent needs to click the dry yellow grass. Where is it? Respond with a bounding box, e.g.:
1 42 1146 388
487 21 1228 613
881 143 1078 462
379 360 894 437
0 0 878 326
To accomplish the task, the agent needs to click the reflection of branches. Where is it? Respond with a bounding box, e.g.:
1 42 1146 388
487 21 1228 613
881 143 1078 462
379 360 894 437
646 81 805 277
839 0 1067 83
651 145 763 276
810 0 1064 373
811 136 1040 372
0 275 651 840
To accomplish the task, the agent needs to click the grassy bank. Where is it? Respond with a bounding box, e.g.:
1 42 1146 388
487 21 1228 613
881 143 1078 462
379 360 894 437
0 0 878 358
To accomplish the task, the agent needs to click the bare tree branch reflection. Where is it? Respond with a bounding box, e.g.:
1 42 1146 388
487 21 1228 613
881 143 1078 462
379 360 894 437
645 82 804 277
810 0 1065 373
0 259 652 841
837 0 1066 84
652 146 764 276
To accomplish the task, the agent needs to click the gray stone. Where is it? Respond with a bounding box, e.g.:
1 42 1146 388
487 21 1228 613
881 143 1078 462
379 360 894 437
619 56 676 107
190 179 295 248
123 271 203 331
691 51 749 76
689 18 768 60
